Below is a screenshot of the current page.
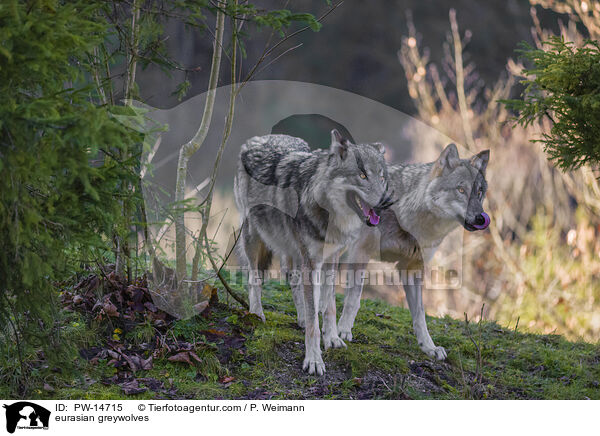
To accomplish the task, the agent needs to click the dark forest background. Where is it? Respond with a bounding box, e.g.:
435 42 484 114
135 0 565 112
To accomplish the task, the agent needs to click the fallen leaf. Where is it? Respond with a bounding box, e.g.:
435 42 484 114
220 376 235 384
188 351 202 363
168 351 194 366
201 284 217 299
103 300 119 317
194 300 209 314
120 380 147 395
140 356 153 370
205 329 227 337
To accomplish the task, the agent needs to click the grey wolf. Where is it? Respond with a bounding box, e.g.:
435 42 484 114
292 143 490 360
234 131 392 375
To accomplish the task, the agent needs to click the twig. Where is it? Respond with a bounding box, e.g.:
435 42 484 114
2 293 25 385
174 1 225 279
238 0 344 91
91 47 108 105
191 0 238 281
251 43 303 78
204 232 249 309
463 309 482 384
449 9 476 151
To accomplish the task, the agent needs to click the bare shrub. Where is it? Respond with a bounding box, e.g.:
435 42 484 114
395 5 600 340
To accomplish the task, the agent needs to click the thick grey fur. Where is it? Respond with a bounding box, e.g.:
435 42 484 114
234 131 392 375
292 143 489 360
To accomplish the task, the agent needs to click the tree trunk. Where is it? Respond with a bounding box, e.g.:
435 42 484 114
174 3 226 281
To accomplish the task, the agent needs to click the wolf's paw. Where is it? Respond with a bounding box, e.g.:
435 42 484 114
338 329 353 342
323 334 347 350
302 357 326 376
423 345 447 361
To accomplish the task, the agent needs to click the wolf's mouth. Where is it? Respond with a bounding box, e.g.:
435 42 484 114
348 193 380 226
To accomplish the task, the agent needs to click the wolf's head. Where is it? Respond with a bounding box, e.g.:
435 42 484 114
426 143 490 232
325 130 393 228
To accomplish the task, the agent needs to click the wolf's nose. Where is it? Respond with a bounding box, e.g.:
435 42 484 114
472 212 490 230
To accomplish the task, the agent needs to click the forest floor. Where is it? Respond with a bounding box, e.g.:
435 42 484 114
7 270 600 400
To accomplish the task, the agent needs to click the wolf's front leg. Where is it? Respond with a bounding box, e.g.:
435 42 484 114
322 261 346 349
338 261 368 342
302 263 325 375
402 271 447 360
288 259 305 328
248 268 266 322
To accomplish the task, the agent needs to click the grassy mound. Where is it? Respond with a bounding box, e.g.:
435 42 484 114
4 277 599 400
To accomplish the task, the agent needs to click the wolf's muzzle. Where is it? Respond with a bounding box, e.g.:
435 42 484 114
373 189 396 216
464 212 491 231
472 212 490 230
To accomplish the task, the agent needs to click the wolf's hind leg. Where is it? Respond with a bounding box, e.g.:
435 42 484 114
302 261 325 375
338 257 368 342
239 224 270 321
402 270 447 360
287 258 305 328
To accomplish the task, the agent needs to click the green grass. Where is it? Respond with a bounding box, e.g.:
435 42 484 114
6 280 600 400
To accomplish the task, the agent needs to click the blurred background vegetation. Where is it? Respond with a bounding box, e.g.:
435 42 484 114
390 0 600 342
1 0 599 396
145 0 597 342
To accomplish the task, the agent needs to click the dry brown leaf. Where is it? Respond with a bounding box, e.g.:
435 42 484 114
194 300 209 314
188 351 202 363
103 301 119 317
220 375 235 384
168 351 194 366
206 329 226 337
120 380 147 395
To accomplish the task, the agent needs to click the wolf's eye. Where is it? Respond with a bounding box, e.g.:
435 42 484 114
380 175 385 182
360 172 367 179
478 188 483 197
458 187 465 194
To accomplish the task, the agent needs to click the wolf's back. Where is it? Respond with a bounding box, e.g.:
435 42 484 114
234 134 310 221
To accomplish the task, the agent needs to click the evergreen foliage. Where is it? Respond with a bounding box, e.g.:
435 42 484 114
0 0 140 387
505 38 600 170
0 0 322 394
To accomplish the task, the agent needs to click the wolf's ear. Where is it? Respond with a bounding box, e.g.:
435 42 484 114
469 149 489 175
372 142 386 154
330 129 349 160
431 143 460 177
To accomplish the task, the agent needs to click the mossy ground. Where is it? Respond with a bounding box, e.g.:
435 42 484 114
4 280 600 400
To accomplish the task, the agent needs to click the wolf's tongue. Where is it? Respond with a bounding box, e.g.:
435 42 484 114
368 209 380 226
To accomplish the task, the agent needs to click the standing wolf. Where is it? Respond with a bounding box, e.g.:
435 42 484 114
234 131 393 375
291 143 490 360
